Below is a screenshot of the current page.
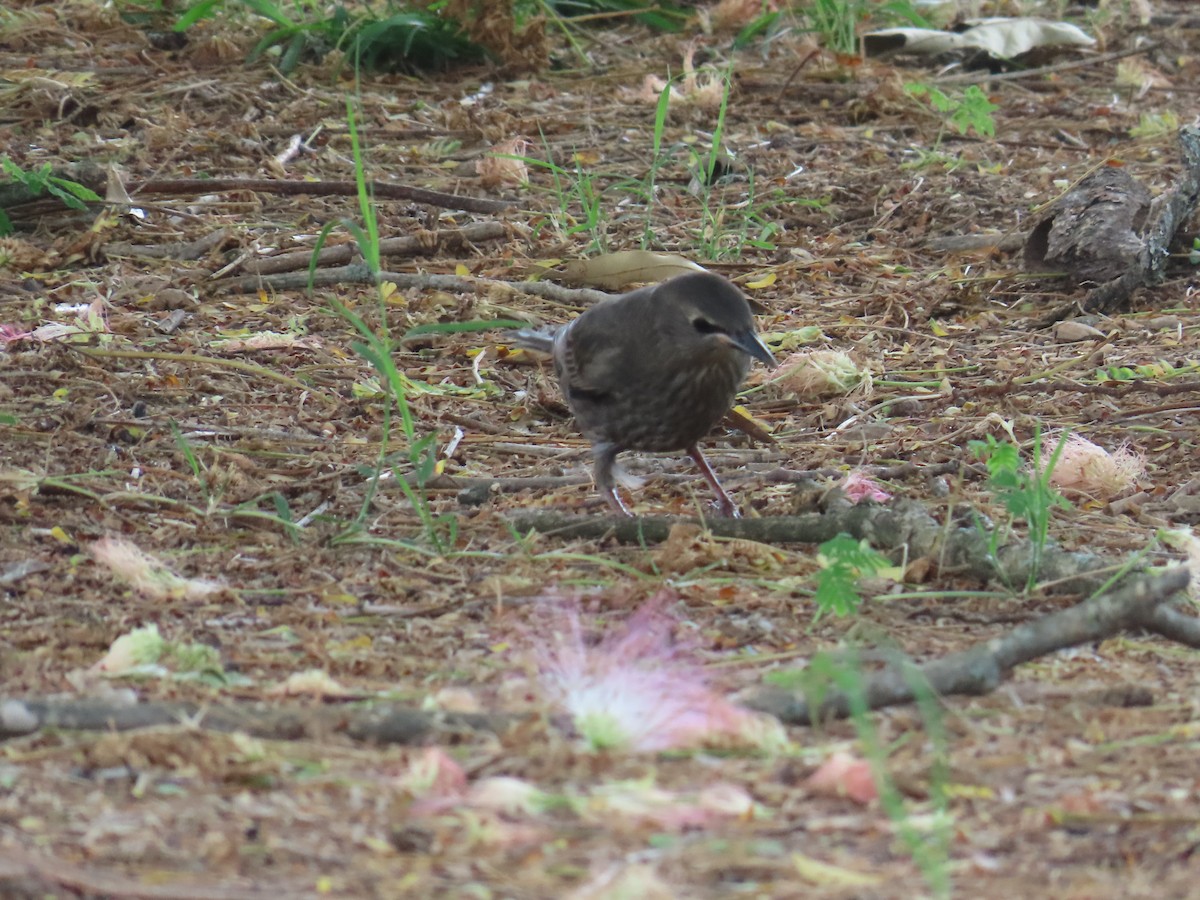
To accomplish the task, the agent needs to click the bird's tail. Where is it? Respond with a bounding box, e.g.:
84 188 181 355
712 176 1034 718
610 459 646 490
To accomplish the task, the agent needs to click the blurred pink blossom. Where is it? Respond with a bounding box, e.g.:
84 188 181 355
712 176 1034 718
807 750 878 805
534 594 784 753
841 470 892 504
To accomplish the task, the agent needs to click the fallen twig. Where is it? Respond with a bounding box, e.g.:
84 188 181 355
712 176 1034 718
741 566 1192 724
235 221 509 277
106 227 233 260
130 177 513 214
71 347 337 406
0 175 511 219
0 848 321 899
0 697 515 744
216 264 615 305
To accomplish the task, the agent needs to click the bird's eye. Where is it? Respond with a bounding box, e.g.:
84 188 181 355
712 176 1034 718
692 318 722 335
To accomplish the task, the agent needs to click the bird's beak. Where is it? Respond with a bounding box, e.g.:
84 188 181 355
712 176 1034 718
725 330 778 369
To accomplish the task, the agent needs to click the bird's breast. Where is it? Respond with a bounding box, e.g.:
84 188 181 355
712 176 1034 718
568 349 749 452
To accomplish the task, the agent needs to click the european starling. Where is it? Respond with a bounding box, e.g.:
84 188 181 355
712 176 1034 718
514 271 776 516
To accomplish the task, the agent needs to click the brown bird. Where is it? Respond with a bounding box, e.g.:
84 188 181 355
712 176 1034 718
514 271 776 517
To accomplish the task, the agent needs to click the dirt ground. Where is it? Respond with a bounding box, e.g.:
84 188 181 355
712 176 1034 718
2 1 1199 897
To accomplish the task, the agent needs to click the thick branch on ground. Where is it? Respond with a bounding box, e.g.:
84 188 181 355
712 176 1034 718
0 698 515 744
512 498 1200 647
512 497 1119 593
216 264 613 305
742 567 1191 725
1137 599 1200 646
6 570 1192 743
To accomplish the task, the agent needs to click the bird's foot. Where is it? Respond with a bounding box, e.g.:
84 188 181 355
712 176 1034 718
688 445 741 518
713 498 741 518
602 486 635 517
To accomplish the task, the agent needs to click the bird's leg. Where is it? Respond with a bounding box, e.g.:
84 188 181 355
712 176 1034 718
593 443 634 517
688 445 740 518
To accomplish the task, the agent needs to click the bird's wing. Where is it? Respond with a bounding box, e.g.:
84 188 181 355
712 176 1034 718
556 313 627 399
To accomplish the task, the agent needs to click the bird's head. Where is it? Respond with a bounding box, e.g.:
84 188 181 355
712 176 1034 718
658 272 777 369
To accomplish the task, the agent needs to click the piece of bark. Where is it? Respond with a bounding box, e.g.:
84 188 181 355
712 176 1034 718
1024 166 1151 284
1034 127 1200 323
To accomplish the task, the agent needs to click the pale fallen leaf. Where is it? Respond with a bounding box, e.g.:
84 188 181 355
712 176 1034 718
1160 528 1200 602
267 669 352 698
211 331 322 352
1052 320 1106 342
559 251 705 290
566 862 675 900
793 852 884 887
865 18 1095 60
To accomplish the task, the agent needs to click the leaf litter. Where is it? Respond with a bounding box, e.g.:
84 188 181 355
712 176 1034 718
1 1 1200 897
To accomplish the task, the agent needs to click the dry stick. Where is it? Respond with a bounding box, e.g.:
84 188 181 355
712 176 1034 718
1035 126 1200 326
371 268 615 306
441 409 509 435
762 462 968 484
742 566 1191 725
98 421 333 444
0 559 48 587
932 42 1162 85
106 227 232 260
0 849 320 900
434 462 965 503
0 176 511 217
0 697 515 745
1107 399 1200 424
130 177 513 214
216 263 614 306
1038 378 1200 398
72 347 337 406
238 221 509 277
1149 14 1200 28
